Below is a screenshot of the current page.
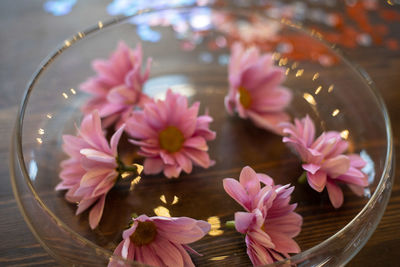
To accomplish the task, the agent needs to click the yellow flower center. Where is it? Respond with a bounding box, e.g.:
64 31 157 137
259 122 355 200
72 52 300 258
159 126 185 153
130 221 157 246
238 86 252 109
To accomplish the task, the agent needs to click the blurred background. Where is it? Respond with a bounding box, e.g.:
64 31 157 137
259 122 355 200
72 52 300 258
1 1 399 266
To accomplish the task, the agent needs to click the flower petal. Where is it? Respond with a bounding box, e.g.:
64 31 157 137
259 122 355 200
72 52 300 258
239 166 261 199
223 178 250 211
235 211 255 234
306 170 327 192
326 180 344 208
143 157 164 175
89 194 106 229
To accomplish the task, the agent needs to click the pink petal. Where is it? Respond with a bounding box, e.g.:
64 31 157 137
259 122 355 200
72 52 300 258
110 124 125 155
164 164 182 178
183 136 208 151
143 157 164 175
307 170 327 192
348 184 365 196
80 168 111 187
348 154 367 168
267 230 301 253
175 152 193 173
247 110 291 135
302 163 321 175
76 197 97 215
151 239 184 267
249 228 275 249
80 148 115 164
322 155 350 178
235 211 255 234
326 180 344 208
182 148 211 168
160 151 176 165
257 173 274 186
239 166 261 199
175 244 196 267
140 245 164 267
223 178 250 211
155 217 208 244
89 194 106 229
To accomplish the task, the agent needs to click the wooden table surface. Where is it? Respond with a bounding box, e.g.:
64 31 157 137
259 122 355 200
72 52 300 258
0 1 399 266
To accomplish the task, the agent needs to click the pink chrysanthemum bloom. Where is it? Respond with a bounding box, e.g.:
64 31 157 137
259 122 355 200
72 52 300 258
223 166 302 266
108 214 210 267
125 89 216 178
281 115 369 208
80 41 151 128
56 110 125 229
225 42 292 134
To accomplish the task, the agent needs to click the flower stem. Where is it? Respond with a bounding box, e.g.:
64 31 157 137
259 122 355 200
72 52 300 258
225 220 236 229
116 157 144 177
298 171 307 184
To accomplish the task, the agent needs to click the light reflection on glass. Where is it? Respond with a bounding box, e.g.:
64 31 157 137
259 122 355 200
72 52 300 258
315 86 322 95
130 176 141 191
312 73 320 81
29 160 38 181
62 92 69 99
172 196 179 205
160 194 167 204
46 113 53 119
207 216 224 236
38 128 45 135
43 0 76 16
295 69 304 77
272 52 281 61
360 150 375 187
70 88 76 94
199 52 213 63
303 93 316 105
190 8 212 30
285 68 290 75
154 206 171 217
278 57 288 66
332 109 340 117
218 54 229 66
144 75 195 100
340 129 349 139
328 84 334 93
137 25 162 43
98 21 103 29
36 138 43 144
209 256 229 261
64 40 71 47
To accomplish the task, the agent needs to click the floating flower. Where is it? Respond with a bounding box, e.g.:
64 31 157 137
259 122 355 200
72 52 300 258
80 41 151 128
223 166 302 266
281 115 368 208
225 42 292 134
125 89 216 178
108 214 210 267
56 110 141 229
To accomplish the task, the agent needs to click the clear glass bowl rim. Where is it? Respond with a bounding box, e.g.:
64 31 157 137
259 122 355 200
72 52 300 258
11 4 394 266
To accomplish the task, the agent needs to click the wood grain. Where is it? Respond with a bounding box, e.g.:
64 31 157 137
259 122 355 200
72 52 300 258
0 1 399 267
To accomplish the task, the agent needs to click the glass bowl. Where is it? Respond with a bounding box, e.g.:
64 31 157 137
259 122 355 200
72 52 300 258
10 5 394 267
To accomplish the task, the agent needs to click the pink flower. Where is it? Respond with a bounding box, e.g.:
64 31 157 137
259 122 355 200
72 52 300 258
80 41 151 128
56 110 124 229
281 115 369 208
225 42 292 134
108 215 210 267
125 89 216 178
223 166 302 266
